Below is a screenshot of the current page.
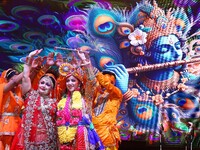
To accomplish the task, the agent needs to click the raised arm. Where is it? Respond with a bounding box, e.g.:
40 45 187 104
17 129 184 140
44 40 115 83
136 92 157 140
22 49 42 95
77 47 96 81
3 71 23 93
31 52 55 89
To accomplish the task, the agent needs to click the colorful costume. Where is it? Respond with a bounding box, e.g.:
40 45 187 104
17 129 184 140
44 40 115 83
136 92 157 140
0 69 23 149
78 0 200 147
57 63 104 150
11 90 58 150
91 72 122 149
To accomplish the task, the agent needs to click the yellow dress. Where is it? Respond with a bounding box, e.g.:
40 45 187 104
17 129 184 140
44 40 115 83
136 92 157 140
91 72 123 149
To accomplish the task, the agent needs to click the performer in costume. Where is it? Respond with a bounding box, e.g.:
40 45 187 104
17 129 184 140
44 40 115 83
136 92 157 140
0 68 24 150
91 69 124 150
56 51 104 150
61 0 200 147
78 49 128 150
11 49 58 150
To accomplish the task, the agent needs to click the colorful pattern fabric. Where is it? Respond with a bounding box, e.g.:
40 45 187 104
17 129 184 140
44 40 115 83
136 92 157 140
89 72 123 148
57 91 104 150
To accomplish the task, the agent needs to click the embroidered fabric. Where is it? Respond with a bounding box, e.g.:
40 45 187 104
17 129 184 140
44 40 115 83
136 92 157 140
12 90 58 150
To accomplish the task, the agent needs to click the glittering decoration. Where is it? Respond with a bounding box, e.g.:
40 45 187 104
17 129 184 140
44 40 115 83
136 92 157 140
59 63 74 76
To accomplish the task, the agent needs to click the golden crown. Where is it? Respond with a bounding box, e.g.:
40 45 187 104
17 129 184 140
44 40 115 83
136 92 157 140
141 0 188 49
59 63 83 82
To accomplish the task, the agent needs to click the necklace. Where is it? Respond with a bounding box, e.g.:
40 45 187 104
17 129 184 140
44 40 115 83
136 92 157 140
141 71 180 93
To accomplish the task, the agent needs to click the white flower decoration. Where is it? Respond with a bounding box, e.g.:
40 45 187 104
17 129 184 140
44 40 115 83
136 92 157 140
128 28 147 46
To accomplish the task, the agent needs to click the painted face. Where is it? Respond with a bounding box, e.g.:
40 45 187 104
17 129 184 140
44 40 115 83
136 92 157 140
38 76 53 96
149 34 183 65
66 75 80 92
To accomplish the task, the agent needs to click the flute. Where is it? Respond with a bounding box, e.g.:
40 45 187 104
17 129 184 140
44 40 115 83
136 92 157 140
127 57 200 73
54 46 90 53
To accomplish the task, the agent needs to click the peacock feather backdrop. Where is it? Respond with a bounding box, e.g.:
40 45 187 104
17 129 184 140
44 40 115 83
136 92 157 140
0 0 200 148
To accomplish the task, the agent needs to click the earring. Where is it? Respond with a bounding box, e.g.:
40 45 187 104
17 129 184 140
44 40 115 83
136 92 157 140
76 85 81 91
50 92 52 98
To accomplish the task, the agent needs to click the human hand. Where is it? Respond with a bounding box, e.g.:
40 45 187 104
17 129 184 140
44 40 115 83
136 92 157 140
103 64 129 94
28 49 43 58
31 56 45 69
26 49 43 66
55 53 64 66
46 52 55 66
77 46 90 65
96 72 111 87
77 48 87 61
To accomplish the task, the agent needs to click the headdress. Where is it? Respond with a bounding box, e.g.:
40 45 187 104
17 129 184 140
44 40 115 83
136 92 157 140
5 68 17 81
41 73 56 89
135 0 191 49
59 63 83 83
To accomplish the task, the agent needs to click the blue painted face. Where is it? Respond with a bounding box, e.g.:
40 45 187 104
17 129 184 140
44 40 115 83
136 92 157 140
149 34 183 65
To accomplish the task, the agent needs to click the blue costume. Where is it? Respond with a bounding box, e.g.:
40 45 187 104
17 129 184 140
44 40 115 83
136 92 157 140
82 0 200 147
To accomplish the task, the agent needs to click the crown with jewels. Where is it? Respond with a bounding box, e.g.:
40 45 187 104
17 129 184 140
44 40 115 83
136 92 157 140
59 63 83 83
136 0 190 49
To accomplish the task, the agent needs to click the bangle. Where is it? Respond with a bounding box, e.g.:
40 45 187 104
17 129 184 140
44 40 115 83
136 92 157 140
81 62 90 66
25 56 33 66
123 89 135 102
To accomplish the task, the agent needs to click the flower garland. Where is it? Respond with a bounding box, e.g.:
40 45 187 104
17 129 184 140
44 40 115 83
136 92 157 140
57 97 66 110
57 91 83 144
71 91 82 109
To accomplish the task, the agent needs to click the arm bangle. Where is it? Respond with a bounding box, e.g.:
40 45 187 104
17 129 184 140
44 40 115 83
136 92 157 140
123 89 135 102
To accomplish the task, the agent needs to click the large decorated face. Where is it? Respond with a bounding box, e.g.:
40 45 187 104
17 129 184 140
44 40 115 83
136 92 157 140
148 34 183 69
38 76 54 97
66 75 80 93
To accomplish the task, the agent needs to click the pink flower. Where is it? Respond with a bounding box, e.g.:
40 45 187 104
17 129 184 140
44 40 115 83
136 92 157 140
56 110 66 125
71 109 82 117
128 28 147 46
69 117 80 126
56 119 65 126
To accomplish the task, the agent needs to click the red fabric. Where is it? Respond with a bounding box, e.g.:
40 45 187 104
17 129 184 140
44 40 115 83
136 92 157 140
11 90 58 149
11 120 23 150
